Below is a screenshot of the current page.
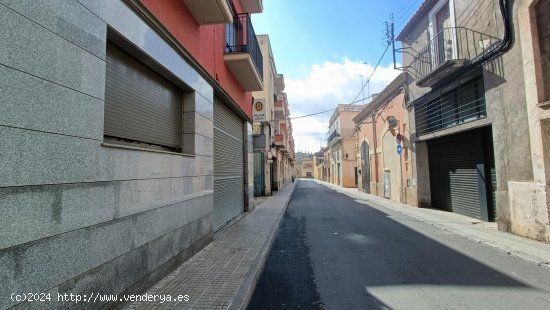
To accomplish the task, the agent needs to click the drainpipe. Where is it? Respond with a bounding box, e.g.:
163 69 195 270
372 111 379 196
473 0 513 64
442 0 513 83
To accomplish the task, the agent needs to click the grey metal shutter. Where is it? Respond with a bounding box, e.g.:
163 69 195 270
428 136 482 219
105 43 182 150
213 97 244 231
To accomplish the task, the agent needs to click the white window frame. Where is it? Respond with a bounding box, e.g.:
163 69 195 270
428 0 458 66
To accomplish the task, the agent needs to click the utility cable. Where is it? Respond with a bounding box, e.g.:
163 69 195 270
290 43 391 120
290 93 380 120
348 44 391 106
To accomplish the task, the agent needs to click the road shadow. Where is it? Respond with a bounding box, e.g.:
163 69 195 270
247 209 324 309
248 180 543 310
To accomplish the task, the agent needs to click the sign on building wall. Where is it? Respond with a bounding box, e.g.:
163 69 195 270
253 99 266 122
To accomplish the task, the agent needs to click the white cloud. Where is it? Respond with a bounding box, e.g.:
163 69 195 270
286 59 401 153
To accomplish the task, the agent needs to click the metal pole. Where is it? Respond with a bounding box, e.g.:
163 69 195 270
366 66 370 101
357 74 365 105
361 75 365 105
392 20 397 70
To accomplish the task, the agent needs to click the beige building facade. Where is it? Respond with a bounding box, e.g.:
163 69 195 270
324 105 362 187
302 154 314 178
313 150 325 180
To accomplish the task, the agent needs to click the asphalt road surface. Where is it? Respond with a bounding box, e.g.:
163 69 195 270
247 180 550 310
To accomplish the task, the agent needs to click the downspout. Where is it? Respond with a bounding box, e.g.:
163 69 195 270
372 111 379 196
399 122 404 204
472 0 513 64
400 85 410 204
397 87 410 204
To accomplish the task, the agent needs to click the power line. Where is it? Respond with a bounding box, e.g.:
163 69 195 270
290 93 380 120
395 0 418 17
348 43 391 106
290 18 394 121
394 0 422 31
395 2 417 23
395 0 422 22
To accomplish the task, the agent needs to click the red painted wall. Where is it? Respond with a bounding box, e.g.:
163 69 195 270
141 0 253 118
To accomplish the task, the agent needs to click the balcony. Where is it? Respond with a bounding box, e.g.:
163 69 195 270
274 73 285 91
274 133 287 151
411 27 501 87
327 130 341 146
274 110 286 122
182 0 233 24
327 128 356 146
224 13 263 91
240 0 263 13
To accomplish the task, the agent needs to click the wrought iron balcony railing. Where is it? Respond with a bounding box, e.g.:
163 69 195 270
327 128 357 145
411 27 501 86
224 13 263 82
327 130 340 145
415 75 486 135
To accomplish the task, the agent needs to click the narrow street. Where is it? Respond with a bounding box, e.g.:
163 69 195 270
248 180 550 310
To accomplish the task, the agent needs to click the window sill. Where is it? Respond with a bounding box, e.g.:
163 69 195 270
538 100 550 109
102 142 195 157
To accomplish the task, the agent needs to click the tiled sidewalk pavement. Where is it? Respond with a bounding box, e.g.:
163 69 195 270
122 182 296 310
314 179 550 270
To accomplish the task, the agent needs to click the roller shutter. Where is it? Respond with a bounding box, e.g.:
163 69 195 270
105 43 182 150
213 97 244 231
428 133 482 219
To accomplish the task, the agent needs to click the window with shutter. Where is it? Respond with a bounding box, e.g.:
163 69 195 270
104 42 183 152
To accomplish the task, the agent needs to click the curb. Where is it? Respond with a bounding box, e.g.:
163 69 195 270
228 182 297 310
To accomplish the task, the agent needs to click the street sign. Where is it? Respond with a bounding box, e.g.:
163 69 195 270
397 144 402 156
253 99 266 122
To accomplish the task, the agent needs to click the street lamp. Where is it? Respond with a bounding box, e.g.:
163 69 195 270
362 62 370 103
356 74 365 105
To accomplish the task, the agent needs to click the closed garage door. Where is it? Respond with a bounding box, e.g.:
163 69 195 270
213 97 244 231
428 128 494 221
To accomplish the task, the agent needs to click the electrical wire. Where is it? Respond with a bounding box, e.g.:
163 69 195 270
395 0 419 24
395 0 418 17
348 44 391 106
394 0 424 34
290 44 391 120
290 94 380 120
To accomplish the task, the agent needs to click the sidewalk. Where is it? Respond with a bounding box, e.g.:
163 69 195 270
313 179 550 270
122 182 296 310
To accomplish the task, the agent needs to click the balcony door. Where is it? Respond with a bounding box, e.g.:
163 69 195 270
429 0 457 68
436 3 452 64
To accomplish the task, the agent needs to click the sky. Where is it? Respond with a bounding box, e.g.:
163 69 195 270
251 0 424 153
